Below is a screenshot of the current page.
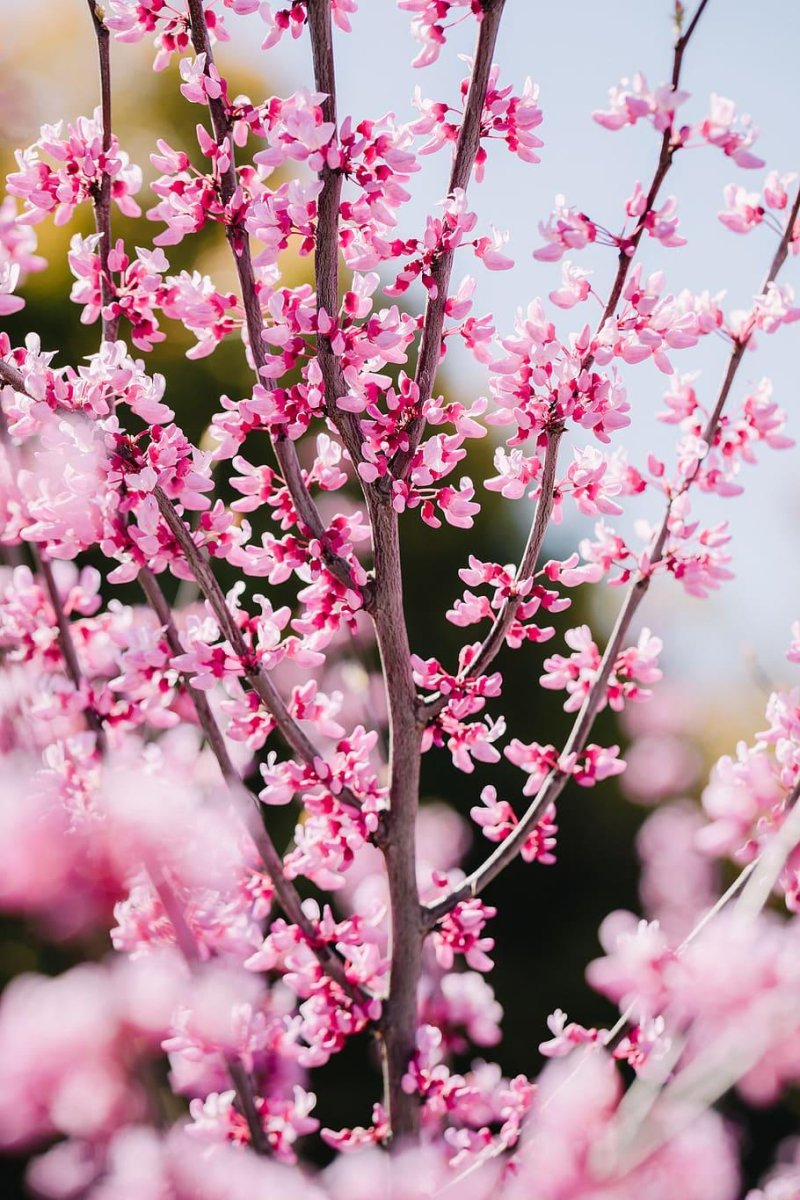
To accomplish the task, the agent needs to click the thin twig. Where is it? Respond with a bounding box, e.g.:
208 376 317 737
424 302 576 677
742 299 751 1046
306 0 368 472
421 430 563 723
184 0 364 603
85 1 119 342
389 0 507 483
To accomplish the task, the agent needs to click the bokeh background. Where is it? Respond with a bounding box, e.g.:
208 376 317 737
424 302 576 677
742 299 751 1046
1 1 799 1194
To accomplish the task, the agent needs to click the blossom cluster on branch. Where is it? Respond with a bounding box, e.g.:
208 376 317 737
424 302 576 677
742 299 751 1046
0 0 799 1197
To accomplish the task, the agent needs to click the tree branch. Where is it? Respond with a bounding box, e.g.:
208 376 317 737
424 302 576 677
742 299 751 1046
421 428 563 723
306 0 368 472
306 0 424 1139
148 481 364 812
364 491 423 1142
389 0 507 484
423 180 800 928
184 0 364 602
85 1 119 342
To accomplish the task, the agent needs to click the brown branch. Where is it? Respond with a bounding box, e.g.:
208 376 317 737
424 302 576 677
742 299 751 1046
389 0 507 484
0 358 24 393
306 0 368 473
364 492 423 1143
85 1 119 342
421 429 563 723
423 182 800 929
184 0 363 602
588 4 713 342
305 1 423 1139
673 0 711 86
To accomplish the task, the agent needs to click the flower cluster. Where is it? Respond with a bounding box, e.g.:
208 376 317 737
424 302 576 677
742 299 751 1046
412 64 543 179
8 111 142 226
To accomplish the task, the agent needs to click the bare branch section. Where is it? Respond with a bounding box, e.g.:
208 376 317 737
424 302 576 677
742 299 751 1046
421 0 714 723
363 492 423 1142
184 0 364 603
389 0 507 484
85 2 119 342
306 0 368 472
423 182 800 928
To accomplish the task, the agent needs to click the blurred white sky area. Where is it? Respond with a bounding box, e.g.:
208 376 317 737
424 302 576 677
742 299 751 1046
2 0 800 711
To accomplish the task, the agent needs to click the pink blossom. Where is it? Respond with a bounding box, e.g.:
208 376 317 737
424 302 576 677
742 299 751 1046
549 260 592 308
696 93 764 168
413 64 543 179
719 183 765 233
593 72 688 133
539 1008 603 1058
433 898 496 972
471 785 557 865
399 1 482 68
533 194 597 261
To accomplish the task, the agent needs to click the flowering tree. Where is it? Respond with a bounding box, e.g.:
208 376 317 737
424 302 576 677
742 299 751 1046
1 0 800 1195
